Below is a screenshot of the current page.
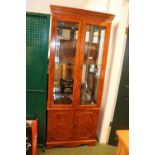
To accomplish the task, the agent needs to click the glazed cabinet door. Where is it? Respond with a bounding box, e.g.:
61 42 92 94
47 110 74 141
74 110 99 140
48 16 82 107
77 21 110 107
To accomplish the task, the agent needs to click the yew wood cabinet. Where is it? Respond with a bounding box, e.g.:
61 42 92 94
46 5 114 148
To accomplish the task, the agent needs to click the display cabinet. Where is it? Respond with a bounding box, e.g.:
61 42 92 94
46 5 114 148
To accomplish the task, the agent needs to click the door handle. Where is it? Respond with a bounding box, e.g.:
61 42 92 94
125 85 129 88
125 97 129 101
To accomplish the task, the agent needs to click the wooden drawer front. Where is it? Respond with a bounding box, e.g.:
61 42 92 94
47 110 74 141
74 110 99 140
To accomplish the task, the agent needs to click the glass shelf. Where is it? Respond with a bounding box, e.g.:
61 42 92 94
54 94 72 105
55 60 75 64
81 100 96 105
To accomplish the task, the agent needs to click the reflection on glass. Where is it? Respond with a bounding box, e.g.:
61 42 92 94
53 21 78 104
80 25 105 105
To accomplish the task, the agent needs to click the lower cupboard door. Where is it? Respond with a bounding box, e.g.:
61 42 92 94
47 110 74 141
74 110 99 140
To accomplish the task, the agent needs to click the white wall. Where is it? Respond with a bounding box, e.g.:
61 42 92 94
84 0 109 12
26 0 51 14
26 0 89 14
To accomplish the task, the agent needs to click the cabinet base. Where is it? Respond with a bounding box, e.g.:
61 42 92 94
46 139 96 148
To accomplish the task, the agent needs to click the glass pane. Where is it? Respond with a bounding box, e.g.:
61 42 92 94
53 21 78 105
80 25 105 105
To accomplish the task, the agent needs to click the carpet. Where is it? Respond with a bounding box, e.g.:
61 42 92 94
37 143 116 155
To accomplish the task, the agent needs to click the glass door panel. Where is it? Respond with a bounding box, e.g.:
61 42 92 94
53 21 78 105
80 25 106 105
